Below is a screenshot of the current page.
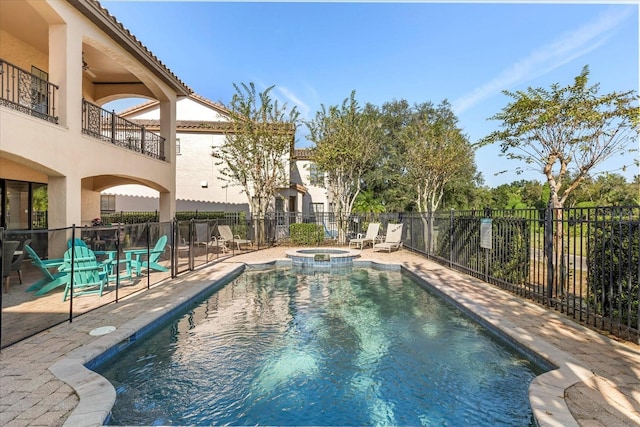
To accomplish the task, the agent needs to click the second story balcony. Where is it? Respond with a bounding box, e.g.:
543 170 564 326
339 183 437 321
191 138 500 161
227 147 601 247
1 58 166 162
82 100 166 161
0 59 58 124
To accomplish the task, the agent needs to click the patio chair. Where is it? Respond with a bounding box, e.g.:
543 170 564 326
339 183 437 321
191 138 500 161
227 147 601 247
373 223 404 253
60 246 108 301
67 237 130 281
217 225 252 251
209 235 228 253
9 238 31 286
192 222 227 253
67 238 87 248
125 235 169 276
349 223 380 249
2 241 20 293
325 225 338 239
24 244 67 294
194 223 210 247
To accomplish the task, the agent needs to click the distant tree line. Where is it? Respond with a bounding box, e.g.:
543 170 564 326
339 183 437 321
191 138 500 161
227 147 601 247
214 66 637 228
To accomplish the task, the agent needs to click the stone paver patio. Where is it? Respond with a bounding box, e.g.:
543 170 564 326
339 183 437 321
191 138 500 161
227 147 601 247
1 247 639 426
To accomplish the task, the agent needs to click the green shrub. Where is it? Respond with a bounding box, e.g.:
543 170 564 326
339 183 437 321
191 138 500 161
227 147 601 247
101 211 159 224
101 211 243 224
588 220 639 328
290 223 323 245
436 216 530 284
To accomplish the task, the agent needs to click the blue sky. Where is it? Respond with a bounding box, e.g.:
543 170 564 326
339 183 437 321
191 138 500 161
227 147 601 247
102 1 639 188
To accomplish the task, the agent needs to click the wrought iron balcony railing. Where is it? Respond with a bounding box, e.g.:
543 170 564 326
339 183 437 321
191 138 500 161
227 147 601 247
82 99 166 161
0 59 59 124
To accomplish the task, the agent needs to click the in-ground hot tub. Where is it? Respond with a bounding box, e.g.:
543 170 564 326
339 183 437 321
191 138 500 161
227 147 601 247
286 247 361 267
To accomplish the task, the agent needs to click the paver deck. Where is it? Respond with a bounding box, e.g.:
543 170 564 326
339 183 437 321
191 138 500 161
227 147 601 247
1 248 639 426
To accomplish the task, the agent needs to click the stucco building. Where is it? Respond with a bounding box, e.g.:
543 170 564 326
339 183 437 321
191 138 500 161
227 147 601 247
103 94 332 218
0 0 190 231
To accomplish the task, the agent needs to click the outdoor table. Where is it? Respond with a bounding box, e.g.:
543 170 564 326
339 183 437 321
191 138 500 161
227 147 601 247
123 247 152 277
97 250 133 281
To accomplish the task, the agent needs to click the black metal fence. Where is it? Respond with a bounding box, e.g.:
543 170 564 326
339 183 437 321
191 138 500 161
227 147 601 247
0 58 59 123
264 207 639 343
0 217 259 349
397 206 639 343
81 99 166 160
2 206 638 348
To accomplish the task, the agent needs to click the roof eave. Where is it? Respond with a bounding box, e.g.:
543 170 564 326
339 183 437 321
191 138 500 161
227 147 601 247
67 0 192 97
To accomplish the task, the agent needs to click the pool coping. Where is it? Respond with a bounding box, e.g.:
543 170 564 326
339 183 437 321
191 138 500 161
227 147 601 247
49 258 590 427
286 246 362 267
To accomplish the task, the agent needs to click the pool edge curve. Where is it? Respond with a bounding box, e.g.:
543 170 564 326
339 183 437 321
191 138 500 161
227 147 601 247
49 258 589 427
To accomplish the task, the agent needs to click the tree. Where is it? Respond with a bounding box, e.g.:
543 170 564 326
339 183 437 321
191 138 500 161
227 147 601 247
306 91 382 243
488 180 545 210
482 66 639 294
214 83 298 243
362 99 414 212
567 173 639 207
401 100 476 251
352 189 386 215
481 65 638 210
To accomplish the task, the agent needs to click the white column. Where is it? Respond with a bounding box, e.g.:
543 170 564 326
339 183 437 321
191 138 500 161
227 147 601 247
49 24 82 131
158 98 177 222
48 176 81 229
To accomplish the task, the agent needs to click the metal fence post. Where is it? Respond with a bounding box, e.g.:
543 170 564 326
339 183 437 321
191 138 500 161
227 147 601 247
69 224 76 322
544 200 554 305
0 227 4 345
114 225 120 302
173 218 178 278
189 219 194 271
449 209 454 268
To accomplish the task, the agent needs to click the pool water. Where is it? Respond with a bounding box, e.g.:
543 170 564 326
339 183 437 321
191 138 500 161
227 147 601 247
95 267 546 426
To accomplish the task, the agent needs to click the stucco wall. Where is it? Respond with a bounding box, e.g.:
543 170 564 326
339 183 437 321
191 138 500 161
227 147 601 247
0 29 48 73
1 0 182 227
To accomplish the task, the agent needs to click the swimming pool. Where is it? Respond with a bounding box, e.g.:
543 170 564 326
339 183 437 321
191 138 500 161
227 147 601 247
95 267 547 426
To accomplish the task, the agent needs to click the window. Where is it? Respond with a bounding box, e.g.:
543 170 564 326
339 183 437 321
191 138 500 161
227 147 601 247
310 203 324 215
31 183 47 229
275 198 284 225
176 138 181 155
101 194 116 213
309 163 325 187
0 180 48 229
310 202 324 224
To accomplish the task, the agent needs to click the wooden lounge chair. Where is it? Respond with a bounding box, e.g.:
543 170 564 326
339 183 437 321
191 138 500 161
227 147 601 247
349 223 380 249
373 223 404 253
24 244 67 294
67 238 87 248
125 235 169 276
60 246 108 301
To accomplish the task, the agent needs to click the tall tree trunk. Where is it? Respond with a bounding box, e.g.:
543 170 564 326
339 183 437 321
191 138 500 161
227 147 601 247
550 191 567 298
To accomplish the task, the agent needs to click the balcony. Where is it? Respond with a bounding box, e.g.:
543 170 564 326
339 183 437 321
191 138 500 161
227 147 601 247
1 58 166 161
82 100 166 161
0 59 58 124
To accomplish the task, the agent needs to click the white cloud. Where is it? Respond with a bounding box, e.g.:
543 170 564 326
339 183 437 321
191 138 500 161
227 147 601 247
452 6 633 115
277 86 311 118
